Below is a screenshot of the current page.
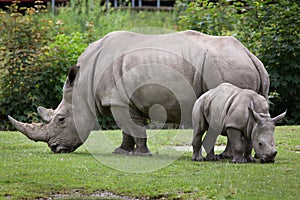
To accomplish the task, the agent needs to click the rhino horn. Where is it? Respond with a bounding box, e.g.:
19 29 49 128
37 106 54 123
272 110 287 124
8 115 48 142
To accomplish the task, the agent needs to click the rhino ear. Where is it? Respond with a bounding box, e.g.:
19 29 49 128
248 103 264 126
66 65 80 88
272 109 287 124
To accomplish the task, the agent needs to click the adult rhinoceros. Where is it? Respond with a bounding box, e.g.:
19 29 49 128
8 30 269 155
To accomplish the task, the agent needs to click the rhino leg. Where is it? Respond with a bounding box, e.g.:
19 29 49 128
243 138 256 163
192 130 205 162
111 105 152 156
113 132 135 154
218 138 233 159
227 128 247 163
131 137 152 156
205 147 221 161
192 144 204 162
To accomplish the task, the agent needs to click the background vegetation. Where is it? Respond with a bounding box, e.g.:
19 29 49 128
0 0 299 130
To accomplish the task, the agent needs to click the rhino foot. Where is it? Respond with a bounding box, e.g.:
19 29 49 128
192 155 204 162
218 152 232 159
205 155 221 161
245 156 256 163
129 151 153 156
113 147 131 155
231 157 247 163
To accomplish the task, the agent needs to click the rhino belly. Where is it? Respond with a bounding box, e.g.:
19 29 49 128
130 84 195 124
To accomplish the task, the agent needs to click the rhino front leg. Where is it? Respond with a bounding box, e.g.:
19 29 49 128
243 137 256 163
113 132 135 155
227 128 247 163
205 147 221 161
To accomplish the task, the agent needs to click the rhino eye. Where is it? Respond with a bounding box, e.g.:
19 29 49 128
259 142 263 146
58 117 65 124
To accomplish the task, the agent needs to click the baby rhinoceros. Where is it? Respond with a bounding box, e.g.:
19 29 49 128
192 83 286 163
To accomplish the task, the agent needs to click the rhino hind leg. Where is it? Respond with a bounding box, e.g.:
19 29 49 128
130 137 152 156
192 130 206 162
113 132 135 155
111 105 152 156
192 144 204 162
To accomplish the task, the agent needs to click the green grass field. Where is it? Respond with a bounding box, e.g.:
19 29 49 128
0 126 299 199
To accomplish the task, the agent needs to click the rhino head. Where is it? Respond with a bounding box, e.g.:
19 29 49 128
249 106 286 163
8 66 94 153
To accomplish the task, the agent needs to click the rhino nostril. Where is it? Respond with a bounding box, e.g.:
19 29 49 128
272 151 277 157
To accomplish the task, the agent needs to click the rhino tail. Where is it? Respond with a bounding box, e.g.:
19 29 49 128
245 48 270 100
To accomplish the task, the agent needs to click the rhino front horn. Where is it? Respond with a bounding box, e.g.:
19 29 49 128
8 115 49 142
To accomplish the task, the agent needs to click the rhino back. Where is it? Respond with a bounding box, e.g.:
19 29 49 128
199 83 242 134
184 30 263 93
222 84 270 137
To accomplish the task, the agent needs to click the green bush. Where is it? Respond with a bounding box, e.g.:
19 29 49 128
254 1 300 124
0 3 91 130
178 0 300 124
0 4 56 129
178 0 239 35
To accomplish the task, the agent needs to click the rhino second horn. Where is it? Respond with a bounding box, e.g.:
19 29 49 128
8 115 48 142
37 106 53 123
272 110 287 124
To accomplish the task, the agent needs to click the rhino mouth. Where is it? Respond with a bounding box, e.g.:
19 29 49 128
256 151 277 164
260 154 277 163
49 143 74 153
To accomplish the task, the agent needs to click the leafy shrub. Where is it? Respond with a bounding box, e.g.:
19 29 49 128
178 0 239 36
177 0 300 124
254 1 300 124
0 2 91 130
0 4 56 129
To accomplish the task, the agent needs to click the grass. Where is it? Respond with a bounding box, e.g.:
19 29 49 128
0 126 299 199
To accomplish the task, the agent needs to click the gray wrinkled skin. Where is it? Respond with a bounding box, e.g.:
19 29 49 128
9 30 269 154
192 83 286 163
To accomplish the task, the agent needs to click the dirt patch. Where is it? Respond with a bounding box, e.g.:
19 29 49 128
294 145 300 153
49 191 140 200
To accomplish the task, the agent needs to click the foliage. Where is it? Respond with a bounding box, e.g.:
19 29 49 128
177 0 300 124
0 2 91 130
253 1 300 124
178 0 240 36
0 127 299 199
0 2 57 129
42 32 91 101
